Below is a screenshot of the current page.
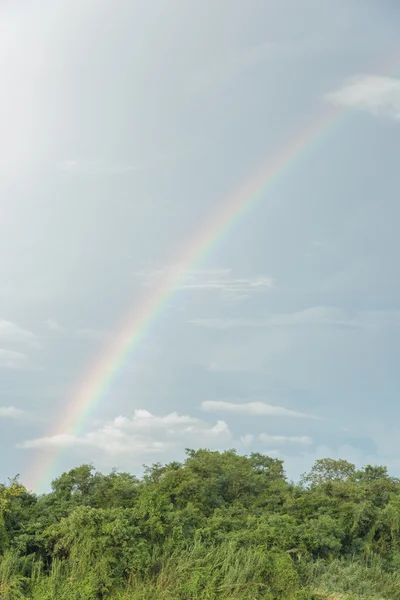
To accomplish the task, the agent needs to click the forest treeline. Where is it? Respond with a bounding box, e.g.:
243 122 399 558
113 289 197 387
1 449 400 599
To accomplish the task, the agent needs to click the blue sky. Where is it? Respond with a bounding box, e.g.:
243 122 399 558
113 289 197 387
1 0 400 491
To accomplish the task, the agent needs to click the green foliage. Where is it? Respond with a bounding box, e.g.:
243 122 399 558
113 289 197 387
0 552 28 599
301 459 357 488
308 555 400 600
1 450 400 598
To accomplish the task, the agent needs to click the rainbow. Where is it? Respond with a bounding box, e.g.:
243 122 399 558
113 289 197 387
28 105 345 492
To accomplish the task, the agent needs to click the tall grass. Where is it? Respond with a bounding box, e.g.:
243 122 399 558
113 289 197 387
0 552 27 600
117 540 310 599
2 544 400 599
0 541 311 599
307 555 400 600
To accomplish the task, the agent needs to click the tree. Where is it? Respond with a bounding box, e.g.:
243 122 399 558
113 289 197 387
0 479 26 553
301 458 356 488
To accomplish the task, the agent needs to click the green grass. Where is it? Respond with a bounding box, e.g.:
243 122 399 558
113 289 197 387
307 556 400 600
2 548 400 599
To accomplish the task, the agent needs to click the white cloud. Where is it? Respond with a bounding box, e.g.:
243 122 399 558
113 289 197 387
0 320 38 346
0 406 29 419
191 307 400 331
18 409 233 456
327 75 400 120
0 349 32 370
45 319 108 342
139 267 275 300
186 35 323 97
187 41 279 96
271 307 349 327
259 433 313 446
45 319 65 333
201 400 322 420
263 449 280 457
191 307 348 330
240 434 254 447
74 328 109 342
304 240 324 258
191 318 252 329
58 159 141 175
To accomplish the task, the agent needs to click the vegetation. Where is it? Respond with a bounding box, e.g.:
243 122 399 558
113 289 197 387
1 450 400 599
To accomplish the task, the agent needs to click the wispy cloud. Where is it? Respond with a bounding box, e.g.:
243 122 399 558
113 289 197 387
239 434 254 447
259 433 313 446
18 409 233 455
139 267 275 300
191 307 350 330
187 36 322 97
201 400 322 420
0 320 38 347
192 307 400 331
191 318 258 329
327 75 400 120
45 319 65 333
74 328 109 342
187 41 279 96
256 306 349 327
0 406 31 420
45 319 108 342
304 240 324 258
58 159 142 176
0 349 32 370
